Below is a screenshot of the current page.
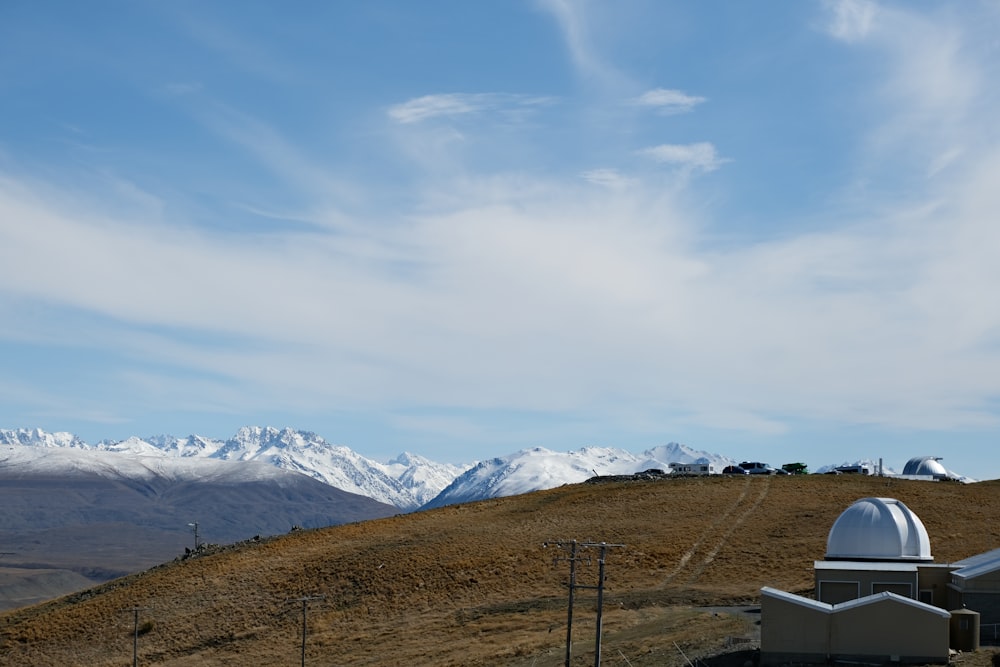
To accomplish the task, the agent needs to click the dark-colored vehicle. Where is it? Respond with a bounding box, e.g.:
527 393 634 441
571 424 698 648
722 465 749 475
739 461 777 475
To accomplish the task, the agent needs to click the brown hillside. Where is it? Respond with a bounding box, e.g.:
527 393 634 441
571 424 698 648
2 474 1000 666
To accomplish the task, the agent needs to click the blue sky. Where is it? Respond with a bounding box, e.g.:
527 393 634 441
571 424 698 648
2 1 1000 479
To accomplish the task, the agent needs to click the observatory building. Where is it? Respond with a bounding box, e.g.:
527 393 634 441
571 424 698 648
901 456 952 480
815 497 947 606
761 497 1000 665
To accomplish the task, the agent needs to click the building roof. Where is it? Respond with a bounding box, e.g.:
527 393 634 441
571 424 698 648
814 560 918 572
951 546 1000 570
825 497 932 562
952 549 1000 582
761 586 950 618
761 586 832 612
833 590 951 618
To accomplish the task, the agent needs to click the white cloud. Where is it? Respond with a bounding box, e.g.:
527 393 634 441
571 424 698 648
824 0 878 42
169 6 299 85
927 147 964 178
387 93 553 125
886 21 978 122
824 2 991 196
537 0 624 86
6 140 1000 439
580 168 634 189
5 2 1000 452
638 142 729 172
631 88 706 114
388 94 492 124
190 102 360 213
824 1 984 130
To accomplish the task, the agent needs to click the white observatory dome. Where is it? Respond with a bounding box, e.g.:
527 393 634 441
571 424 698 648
902 456 948 478
825 497 932 562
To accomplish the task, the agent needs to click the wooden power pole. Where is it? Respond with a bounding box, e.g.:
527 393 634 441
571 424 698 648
289 595 325 666
545 540 625 667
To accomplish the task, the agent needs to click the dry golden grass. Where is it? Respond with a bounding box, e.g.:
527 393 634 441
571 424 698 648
2 474 1000 666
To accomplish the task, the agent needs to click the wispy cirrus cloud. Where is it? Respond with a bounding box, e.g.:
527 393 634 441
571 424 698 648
537 0 623 86
638 142 729 172
822 0 989 184
631 88 706 114
823 0 977 117
186 101 361 213
387 93 552 125
167 5 300 85
580 168 635 190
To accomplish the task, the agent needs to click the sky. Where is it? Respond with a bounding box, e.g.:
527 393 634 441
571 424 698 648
2 1 1000 480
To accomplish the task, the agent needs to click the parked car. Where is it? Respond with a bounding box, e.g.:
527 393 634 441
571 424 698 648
739 461 777 475
722 465 749 475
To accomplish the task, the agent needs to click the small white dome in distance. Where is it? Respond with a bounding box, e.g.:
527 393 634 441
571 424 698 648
826 497 932 561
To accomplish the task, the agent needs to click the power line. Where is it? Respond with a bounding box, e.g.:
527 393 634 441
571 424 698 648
544 540 625 667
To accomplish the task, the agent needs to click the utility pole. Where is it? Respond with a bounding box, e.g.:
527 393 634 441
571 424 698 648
549 539 581 667
289 595 324 666
545 540 625 667
187 522 199 550
124 606 151 667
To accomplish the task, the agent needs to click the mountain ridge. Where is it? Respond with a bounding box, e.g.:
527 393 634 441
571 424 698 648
1 427 737 510
0 426 466 510
1 427 973 514
422 443 734 509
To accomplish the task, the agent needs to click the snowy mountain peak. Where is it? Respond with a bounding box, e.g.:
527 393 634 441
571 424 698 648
642 442 721 464
0 427 87 449
421 443 734 510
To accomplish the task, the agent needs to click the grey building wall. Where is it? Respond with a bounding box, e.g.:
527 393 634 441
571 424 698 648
830 597 950 664
957 592 1000 626
760 593 830 665
761 589 950 666
815 567 917 604
917 565 952 607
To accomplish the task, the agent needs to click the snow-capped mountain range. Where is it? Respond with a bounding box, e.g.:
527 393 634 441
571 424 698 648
423 443 732 509
0 427 465 510
0 442 399 543
0 427 734 510
1 427 971 513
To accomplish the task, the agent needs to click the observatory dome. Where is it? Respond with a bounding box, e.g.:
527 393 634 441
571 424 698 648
825 497 932 562
902 456 948 478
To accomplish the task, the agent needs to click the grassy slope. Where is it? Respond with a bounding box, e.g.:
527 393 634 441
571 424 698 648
2 474 1000 666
